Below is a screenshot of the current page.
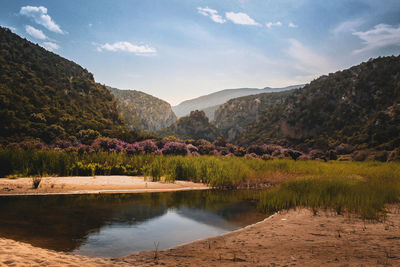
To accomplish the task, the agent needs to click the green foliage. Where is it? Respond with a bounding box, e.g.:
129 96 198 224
237 56 400 150
158 110 220 141
0 27 135 144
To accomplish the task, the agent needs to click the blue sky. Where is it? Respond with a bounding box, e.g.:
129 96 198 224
1 0 400 105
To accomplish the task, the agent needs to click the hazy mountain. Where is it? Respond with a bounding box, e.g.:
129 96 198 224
237 56 400 150
158 110 219 141
214 90 295 141
201 105 220 121
172 85 304 118
107 87 177 132
0 27 133 144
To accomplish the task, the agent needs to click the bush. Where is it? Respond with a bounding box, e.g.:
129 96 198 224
162 142 188 156
352 150 370 161
31 177 42 189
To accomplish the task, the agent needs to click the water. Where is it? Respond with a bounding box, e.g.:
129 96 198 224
0 190 265 257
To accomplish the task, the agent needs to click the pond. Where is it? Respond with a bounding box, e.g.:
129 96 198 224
0 190 266 257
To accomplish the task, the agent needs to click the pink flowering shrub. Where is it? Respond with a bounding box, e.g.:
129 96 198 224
162 142 188 155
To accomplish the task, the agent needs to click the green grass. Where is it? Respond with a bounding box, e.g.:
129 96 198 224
1 149 399 219
258 164 400 219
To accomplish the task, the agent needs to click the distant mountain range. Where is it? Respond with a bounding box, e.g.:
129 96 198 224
107 87 177 132
172 85 304 119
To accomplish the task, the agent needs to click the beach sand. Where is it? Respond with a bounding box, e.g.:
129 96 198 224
0 205 399 266
0 175 209 195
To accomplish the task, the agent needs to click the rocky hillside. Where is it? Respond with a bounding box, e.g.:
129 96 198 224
172 85 303 118
238 56 400 150
158 110 219 141
0 27 134 144
108 87 177 132
214 90 295 141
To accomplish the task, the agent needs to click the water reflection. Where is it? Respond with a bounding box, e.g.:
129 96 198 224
0 190 266 257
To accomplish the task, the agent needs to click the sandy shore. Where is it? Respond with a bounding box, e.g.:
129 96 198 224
0 176 209 195
0 206 399 266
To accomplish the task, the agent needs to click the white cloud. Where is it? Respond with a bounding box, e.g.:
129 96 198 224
197 7 226 24
266 21 282 28
25 25 47 40
42 42 59 51
288 22 298 28
352 24 400 54
97 41 157 55
333 19 363 36
20 6 63 34
287 39 334 75
225 12 260 26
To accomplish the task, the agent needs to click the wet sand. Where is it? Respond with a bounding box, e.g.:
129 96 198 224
0 206 399 266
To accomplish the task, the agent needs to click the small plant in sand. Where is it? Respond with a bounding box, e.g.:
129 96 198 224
32 177 42 189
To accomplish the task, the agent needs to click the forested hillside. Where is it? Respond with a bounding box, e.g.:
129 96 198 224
158 110 219 141
238 56 400 150
214 90 294 141
108 87 177 132
0 27 134 144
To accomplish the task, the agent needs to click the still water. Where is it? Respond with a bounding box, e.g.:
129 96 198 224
0 190 265 257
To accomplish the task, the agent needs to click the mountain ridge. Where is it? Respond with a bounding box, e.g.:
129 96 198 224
172 85 303 118
107 87 177 132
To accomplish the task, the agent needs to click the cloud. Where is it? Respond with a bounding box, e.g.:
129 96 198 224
266 21 282 28
42 42 59 51
288 22 298 28
197 7 226 24
97 41 157 55
225 12 260 26
20 6 63 34
286 39 334 75
352 24 400 54
333 19 363 36
25 25 47 40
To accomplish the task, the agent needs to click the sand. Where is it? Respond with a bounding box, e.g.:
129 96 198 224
0 175 209 195
0 206 399 266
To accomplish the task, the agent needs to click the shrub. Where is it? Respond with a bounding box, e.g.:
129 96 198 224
138 140 158 153
247 144 267 156
32 177 42 189
336 143 354 155
352 150 370 161
162 142 188 156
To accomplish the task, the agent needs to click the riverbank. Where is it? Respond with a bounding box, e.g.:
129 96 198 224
0 176 209 195
0 206 399 266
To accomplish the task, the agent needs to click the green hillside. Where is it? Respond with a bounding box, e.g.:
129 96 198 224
238 56 400 150
0 27 134 144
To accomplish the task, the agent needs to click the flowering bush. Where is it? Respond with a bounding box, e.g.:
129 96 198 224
138 140 158 153
126 143 143 155
161 142 188 155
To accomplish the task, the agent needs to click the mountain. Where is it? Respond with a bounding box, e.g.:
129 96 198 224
0 27 134 144
237 56 400 150
214 90 295 141
107 87 177 132
158 110 219 141
172 85 303 118
201 105 220 121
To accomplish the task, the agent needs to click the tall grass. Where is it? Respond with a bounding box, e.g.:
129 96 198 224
1 149 399 218
258 169 400 219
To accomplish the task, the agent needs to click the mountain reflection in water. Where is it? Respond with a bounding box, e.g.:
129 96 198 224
0 190 266 257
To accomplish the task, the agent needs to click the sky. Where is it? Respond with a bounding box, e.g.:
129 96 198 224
1 0 400 105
